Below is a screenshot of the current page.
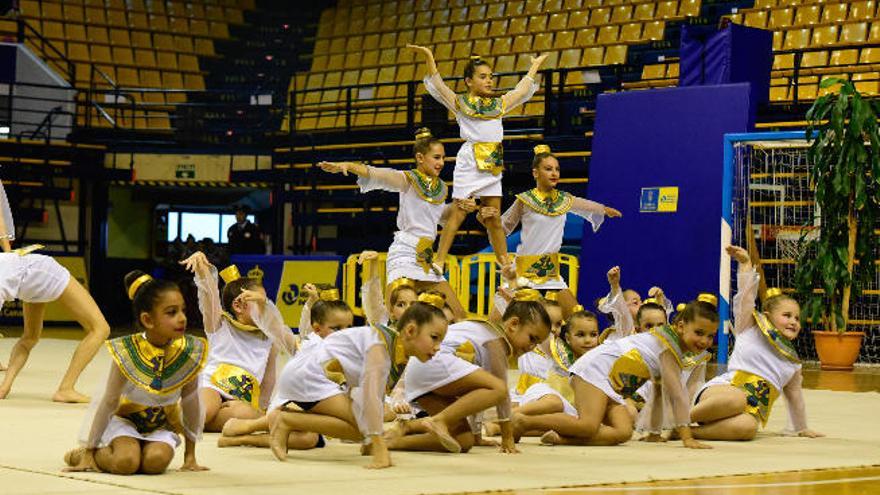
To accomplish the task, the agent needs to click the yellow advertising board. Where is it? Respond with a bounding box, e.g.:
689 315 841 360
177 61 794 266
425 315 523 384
273 260 340 328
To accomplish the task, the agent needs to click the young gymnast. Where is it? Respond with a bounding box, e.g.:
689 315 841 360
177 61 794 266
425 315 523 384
0 180 111 402
298 283 353 344
218 286 353 451
598 266 671 343
319 128 475 320
515 297 717 448
409 44 547 271
357 251 417 326
510 309 601 438
690 245 823 440
501 145 621 316
386 291 551 454
267 299 449 469
63 271 208 474
179 252 298 433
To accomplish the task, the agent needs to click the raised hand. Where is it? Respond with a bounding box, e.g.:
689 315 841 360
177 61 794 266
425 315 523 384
302 282 319 303
179 251 210 274
357 250 379 265
406 44 434 58
530 53 549 68
726 245 751 265
607 266 621 290
237 288 267 308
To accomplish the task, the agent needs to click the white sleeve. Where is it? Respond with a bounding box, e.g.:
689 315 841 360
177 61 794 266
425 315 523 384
351 344 391 437
79 361 125 448
483 338 512 421
180 378 204 442
733 268 760 336
357 166 408 194
299 299 313 338
194 266 223 332
658 350 691 428
570 196 607 233
599 288 635 340
782 369 809 433
423 72 457 113
249 299 298 355
501 75 539 112
500 201 524 236
0 179 13 240
362 275 390 326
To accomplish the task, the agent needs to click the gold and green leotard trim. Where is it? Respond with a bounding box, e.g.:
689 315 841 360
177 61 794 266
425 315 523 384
549 334 575 372
467 318 514 359
373 323 408 392
455 94 505 119
404 169 448 205
516 188 573 217
753 311 800 363
650 325 711 370
106 333 207 396
221 311 266 335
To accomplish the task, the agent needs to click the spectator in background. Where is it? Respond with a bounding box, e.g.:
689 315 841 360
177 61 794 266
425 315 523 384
227 205 264 255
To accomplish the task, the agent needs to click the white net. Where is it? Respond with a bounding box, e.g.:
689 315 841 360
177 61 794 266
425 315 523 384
732 140 879 363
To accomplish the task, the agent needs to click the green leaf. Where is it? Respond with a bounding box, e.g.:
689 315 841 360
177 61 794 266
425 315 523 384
819 77 843 89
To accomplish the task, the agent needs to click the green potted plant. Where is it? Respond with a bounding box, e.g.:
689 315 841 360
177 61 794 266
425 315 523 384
793 78 880 370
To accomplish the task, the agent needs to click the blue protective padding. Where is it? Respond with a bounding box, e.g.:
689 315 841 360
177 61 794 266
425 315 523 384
579 84 755 363
680 24 773 105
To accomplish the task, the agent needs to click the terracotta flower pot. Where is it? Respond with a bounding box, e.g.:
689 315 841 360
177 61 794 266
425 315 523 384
812 330 865 371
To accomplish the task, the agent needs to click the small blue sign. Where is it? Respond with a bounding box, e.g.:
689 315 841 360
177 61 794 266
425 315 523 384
640 187 659 212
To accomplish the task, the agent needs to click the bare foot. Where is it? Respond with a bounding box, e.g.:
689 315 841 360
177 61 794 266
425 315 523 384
540 430 562 445
360 442 372 456
511 414 526 443
63 447 85 466
424 417 461 453
217 436 247 448
221 418 254 437
268 417 290 461
53 389 90 404
483 421 501 437
383 419 408 443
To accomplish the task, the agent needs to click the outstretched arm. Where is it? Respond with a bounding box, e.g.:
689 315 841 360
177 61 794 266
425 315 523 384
659 351 712 450
484 338 517 453
570 196 620 233
410 44 457 112
360 251 390 326
727 245 758 336
783 370 823 438
599 266 635 339
180 252 222 332
501 54 547 111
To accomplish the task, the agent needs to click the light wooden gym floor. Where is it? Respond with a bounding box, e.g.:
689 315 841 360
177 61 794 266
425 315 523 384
0 331 878 495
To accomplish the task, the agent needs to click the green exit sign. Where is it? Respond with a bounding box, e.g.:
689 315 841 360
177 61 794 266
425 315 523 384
176 164 196 179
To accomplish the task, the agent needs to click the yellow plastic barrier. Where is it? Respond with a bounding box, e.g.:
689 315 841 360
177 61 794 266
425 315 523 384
342 253 460 317
459 253 580 319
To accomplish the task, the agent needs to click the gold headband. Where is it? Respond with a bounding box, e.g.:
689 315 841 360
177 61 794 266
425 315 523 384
642 297 660 305
533 144 551 155
128 274 153 301
763 287 784 300
544 291 559 302
572 304 584 314
417 292 446 309
415 129 432 140
676 302 687 312
697 293 718 308
389 277 415 294
319 288 340 301
219 265 241 284
470 54 481 61
514 288 542 302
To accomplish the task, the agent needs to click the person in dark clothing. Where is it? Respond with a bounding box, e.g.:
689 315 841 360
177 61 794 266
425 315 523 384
227 205 264 255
